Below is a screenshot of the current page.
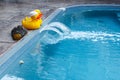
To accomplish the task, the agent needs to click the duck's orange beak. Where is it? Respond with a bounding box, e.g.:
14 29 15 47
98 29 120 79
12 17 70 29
37 13 43 19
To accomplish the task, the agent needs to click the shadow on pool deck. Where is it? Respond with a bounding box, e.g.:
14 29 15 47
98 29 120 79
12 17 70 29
0 0 120 54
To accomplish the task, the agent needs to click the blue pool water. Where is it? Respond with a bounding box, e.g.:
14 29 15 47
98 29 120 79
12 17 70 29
0 5 120 80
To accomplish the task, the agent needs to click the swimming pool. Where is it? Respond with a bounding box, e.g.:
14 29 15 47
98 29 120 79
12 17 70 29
0 4 120 80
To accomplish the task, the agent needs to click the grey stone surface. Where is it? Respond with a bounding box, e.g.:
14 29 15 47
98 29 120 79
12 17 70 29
0 0 120 54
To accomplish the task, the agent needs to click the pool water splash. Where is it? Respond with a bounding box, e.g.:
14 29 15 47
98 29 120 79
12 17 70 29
40 22 70 36
40 22 120 44
39 22 70 44
64 31 120 42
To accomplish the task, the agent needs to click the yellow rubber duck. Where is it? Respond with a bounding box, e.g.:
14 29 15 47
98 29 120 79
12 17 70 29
22 9 43 30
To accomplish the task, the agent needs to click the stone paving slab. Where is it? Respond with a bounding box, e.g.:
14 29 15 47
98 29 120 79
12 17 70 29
0 42 14 54
0 0 120 54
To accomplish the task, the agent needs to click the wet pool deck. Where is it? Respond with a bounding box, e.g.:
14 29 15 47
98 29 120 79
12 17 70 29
0 0 120 54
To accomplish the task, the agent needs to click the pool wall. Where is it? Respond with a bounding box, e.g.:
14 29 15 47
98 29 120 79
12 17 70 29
1 4 120 77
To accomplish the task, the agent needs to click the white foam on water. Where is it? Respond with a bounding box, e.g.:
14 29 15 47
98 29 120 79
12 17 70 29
46 31 120 44
39 22 70 44
1 74 24 80
64 31 120 41
40 22 120 44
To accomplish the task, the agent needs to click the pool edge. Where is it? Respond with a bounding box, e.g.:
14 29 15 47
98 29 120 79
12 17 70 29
0 8 62 67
